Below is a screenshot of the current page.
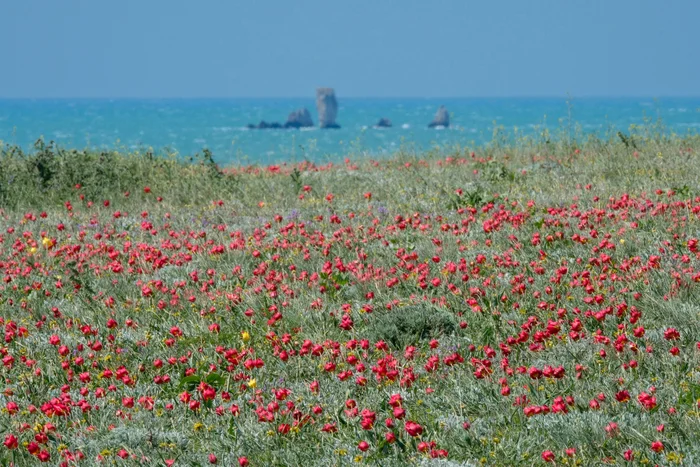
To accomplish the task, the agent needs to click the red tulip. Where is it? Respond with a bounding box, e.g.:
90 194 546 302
3 434 18 450
405 421 423 437
651 441 664 453
541 450 555 462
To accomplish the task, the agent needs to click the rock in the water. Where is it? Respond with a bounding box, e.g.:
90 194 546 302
316 88 340 129
428 106 449 128
284 108 314 129
374 118 392 128
248 120 282 129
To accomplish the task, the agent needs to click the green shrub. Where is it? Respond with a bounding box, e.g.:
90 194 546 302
368 305 458 350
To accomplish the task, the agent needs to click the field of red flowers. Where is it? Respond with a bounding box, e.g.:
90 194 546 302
1 137 699 466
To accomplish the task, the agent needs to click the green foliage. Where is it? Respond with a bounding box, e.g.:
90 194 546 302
290 167 303 193
480 160 516 183
368 305 458 350
0 139 236 208
617 131 638 149
447 185 489 210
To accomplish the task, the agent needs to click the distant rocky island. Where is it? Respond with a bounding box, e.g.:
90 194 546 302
246 108 314 130
374 117 392 128
247 88 449 129
428 105 449 128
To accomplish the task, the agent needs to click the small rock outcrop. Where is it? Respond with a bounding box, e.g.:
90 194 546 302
316 88 340 129
374 118 392 128
247 120 283 129
284 108 314 129
428 106 449 128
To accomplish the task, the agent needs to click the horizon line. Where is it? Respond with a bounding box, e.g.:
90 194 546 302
2 95 700 100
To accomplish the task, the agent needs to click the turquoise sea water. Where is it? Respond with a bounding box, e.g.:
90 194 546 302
1 98 699 165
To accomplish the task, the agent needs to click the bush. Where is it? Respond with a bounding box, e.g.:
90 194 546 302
0 139 232 208
368 305 458 350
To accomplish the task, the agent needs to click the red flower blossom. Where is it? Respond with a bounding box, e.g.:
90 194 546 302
405 420 423 437
3 434 18 450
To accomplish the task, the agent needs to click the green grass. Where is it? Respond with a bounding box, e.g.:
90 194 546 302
0 130 699 466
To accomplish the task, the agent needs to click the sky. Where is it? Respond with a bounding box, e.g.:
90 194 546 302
1 0 698 98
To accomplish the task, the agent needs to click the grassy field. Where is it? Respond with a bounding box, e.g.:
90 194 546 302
0 131 699 466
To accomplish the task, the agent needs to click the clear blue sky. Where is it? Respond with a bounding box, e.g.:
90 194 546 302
1 0 698 98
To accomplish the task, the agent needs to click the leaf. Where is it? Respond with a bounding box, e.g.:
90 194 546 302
227 418 237 438
205 373 226 389
178 375 202 391
331 273 349 286
337 406 348 426
678 382 700 407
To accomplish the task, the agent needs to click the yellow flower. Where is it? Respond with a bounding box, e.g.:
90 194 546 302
247 378 257 388
193 422 204 432
241 331 251 342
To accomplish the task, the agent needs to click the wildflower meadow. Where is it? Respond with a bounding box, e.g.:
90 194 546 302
0 131 699 466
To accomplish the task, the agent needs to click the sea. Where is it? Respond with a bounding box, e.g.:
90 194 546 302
1 98 699 165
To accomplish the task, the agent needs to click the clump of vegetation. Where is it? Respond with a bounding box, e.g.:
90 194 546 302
0 139 234 208
368 305 458 350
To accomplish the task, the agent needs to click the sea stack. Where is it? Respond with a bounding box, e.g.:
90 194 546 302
428 106 450 128
316 88 340 129
284 108 314 129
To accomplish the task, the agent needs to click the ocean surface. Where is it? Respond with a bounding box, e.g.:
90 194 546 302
1 98 699 165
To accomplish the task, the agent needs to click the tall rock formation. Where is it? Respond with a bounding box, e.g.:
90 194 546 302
316 88 340 129
428 106 450 128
